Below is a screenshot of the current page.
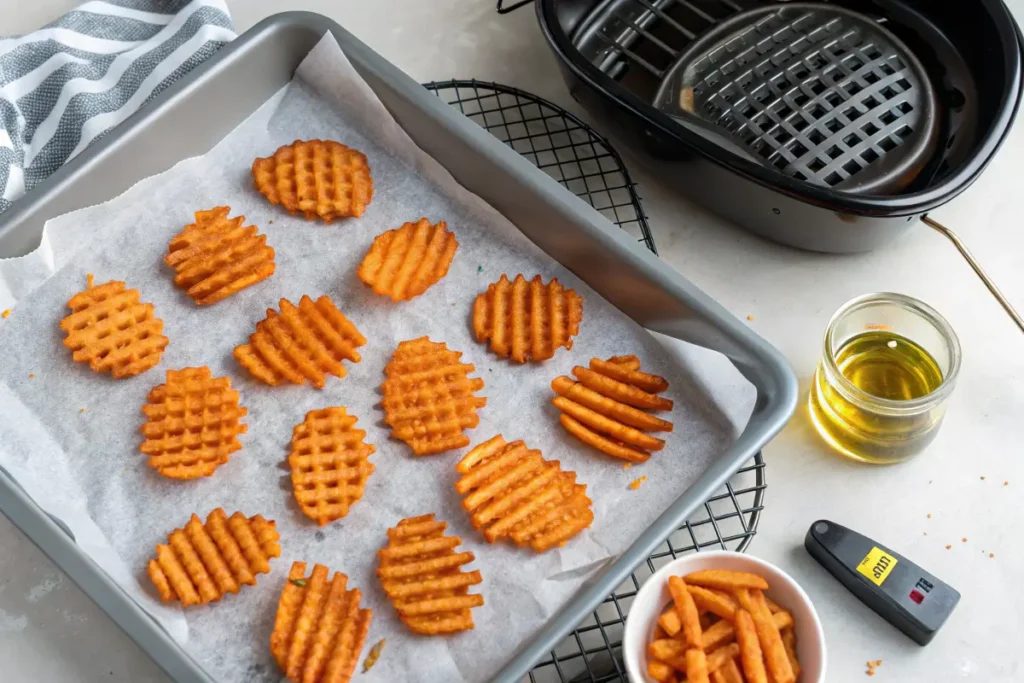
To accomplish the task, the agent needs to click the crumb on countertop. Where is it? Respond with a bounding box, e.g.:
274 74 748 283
746 315 754 321
927 513 931 518
1005 481 1009 486
923 532 927 536
990 552 995 558
28 373 34 379
79 407 86 413
945 544 952 550
622 463 633 470
1 309 10 319
962 537 968 543
866 660 883 676
981 475 986 480
629 476 647 490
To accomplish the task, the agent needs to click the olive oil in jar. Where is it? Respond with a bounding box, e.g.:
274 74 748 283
810 330 948 463
834 331 944 400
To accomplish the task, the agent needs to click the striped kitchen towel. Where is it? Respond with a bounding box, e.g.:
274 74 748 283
0 0 236 214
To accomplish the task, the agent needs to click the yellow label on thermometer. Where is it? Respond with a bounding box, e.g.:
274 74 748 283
857 547 898 586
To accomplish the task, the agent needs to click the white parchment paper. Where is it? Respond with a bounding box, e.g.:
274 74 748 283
0 35 755 682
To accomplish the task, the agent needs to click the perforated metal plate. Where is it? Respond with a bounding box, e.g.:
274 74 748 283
575 0 745 90
653 3 939 192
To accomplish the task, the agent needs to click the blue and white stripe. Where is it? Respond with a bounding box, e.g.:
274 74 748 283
0 0 235 213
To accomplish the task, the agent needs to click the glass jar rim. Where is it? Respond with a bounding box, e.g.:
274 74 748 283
822 292 962 413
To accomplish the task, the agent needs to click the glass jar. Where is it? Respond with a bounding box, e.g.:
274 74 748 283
809 293 961 464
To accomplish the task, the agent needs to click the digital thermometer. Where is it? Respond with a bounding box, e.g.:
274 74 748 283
805 520 960 645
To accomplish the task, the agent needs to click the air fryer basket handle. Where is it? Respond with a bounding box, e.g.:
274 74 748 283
496 0 534 14
922 215 1024 335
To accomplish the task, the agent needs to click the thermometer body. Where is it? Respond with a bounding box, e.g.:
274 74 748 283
805 520 960 645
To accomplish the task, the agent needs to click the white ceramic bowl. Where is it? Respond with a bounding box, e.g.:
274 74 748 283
623 550 826 683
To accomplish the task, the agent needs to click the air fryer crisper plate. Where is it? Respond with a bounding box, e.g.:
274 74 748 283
653 3 938 194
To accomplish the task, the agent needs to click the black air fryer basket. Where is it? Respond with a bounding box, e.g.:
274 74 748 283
536 0 1023 254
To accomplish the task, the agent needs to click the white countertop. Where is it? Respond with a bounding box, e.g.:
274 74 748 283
2 2 1022 681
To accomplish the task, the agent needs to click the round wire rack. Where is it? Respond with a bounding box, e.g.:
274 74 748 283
424 79 767 683
426 80 657 254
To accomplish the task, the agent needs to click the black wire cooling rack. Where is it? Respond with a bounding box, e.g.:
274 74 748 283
424 80 656 255
424 79 767 683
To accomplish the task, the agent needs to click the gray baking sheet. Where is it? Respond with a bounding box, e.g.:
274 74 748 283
0 34 754 683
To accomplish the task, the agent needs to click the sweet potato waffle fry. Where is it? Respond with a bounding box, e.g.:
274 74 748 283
357 218 458 301
270 562 372 683
289 407 375 525
146 508 279 606
380 337 486 455
164 206 275 305
454 435 593 552
233 295 365 388
140 367 247 479
60 275 168 378
472 274 583 362
377 514 483 635
552 355 673 463
252 139 373 221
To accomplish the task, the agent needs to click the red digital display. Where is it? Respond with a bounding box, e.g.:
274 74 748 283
909 589 925 605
